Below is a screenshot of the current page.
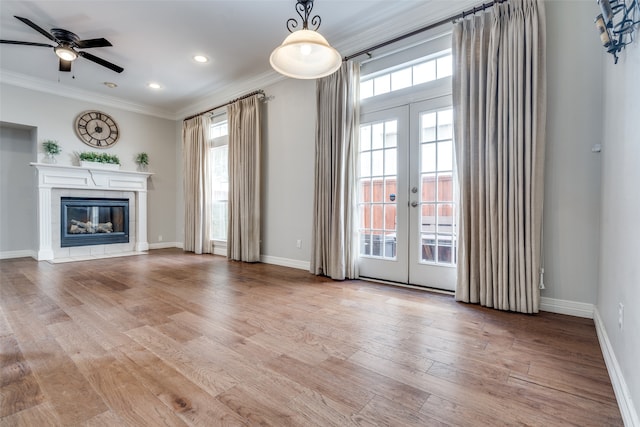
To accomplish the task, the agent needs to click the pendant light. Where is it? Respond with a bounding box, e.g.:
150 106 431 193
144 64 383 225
270 0 342 79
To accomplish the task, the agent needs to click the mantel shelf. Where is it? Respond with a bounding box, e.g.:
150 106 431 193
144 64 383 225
30 162 154 177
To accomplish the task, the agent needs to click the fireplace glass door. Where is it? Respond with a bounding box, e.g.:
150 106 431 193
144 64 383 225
61 197 129 247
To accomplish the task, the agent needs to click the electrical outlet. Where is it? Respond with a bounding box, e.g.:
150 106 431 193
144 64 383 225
618 303 624 329
296 239 302 249
158 235 163 242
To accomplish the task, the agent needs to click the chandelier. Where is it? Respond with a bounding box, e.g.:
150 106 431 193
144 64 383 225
270 0 342 79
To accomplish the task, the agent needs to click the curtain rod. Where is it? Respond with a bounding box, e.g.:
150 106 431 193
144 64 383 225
183 89 265 122
343 0 507 61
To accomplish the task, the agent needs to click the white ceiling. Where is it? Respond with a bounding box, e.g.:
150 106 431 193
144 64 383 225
0 1 477 119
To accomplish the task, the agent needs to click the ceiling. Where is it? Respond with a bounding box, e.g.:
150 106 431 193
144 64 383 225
0 1 477 119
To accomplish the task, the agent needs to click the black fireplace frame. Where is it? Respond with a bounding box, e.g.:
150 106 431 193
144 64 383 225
60 197 130 247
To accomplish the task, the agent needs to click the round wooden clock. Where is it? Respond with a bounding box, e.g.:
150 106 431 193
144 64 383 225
75 110 120 148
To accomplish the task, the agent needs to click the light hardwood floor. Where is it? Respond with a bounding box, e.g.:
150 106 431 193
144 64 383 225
1 249 622 426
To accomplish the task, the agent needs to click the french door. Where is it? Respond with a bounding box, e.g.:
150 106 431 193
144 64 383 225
358 97 457 291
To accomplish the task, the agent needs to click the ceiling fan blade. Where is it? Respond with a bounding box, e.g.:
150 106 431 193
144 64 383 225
14 16 57 42
76 38 112 49
78 51 123 73
0 40 54 48
59 59 72 72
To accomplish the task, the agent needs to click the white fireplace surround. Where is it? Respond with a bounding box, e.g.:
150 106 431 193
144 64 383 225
31 163 152 261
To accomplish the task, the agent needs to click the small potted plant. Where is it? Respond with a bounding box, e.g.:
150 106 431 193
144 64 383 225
135 152 149 171
42 140 61 163
78 151 121 170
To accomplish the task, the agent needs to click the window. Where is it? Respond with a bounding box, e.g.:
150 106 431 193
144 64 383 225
209 119 228 241
360 52 452 100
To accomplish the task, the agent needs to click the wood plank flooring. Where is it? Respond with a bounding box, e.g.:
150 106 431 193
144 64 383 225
0 249 622 426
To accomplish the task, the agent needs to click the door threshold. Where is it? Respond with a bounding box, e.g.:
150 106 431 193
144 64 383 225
358 277 455 296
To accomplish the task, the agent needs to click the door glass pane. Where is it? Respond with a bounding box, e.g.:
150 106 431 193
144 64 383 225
421 112 436 142
372 123 384 149
422 173 437 202
437 110 453 140
372 151 384 176
385 148 397 175
385 121 397 147
384 204 396 230
437 235 453 264
384 231 397 258
360 125 371 151
438 204 454 234
361 232 371 256
372 179 384 203
384 178 397 203
360 151 371 177
421 143 436 173
437 140 453 171
438 174 453 202
421 204 436 233
421 236 435 262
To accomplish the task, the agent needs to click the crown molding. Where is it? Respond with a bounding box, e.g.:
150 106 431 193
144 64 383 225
0 69 177 120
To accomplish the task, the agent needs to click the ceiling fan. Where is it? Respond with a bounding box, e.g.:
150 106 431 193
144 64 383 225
0 16 124 73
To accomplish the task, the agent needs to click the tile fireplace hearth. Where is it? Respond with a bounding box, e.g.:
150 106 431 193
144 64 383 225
31 163 152 261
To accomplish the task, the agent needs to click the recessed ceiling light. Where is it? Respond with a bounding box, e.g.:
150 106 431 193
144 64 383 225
193 55 209 63
147 82 162 89
103 82 117 88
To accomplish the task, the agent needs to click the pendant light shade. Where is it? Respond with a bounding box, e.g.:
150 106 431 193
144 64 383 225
270 0 342 79
270 29 341 79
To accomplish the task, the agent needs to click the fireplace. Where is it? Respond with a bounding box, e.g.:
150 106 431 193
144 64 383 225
32 163 151 261
60 197 129 247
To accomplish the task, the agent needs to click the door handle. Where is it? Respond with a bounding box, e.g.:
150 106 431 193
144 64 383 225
411 201 419 207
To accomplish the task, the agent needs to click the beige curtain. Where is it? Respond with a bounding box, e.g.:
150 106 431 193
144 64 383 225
452 0 546 313
182 115 213 254
310 62 360 280
227 95 261 262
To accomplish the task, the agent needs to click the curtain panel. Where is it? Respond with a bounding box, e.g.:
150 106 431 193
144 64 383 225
310 62 360 280
452 0 546 313
182 115 213 254
227 95 261 262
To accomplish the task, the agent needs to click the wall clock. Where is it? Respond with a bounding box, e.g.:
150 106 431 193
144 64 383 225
75 110 120 148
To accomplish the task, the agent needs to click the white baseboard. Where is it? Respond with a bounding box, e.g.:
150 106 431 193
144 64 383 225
260 255 310 271
148 242 182 250
594 308 639 427
539 296 594 318
0 250 37 260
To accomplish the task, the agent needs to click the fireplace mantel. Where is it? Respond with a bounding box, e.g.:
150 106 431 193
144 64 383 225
31 163 153 261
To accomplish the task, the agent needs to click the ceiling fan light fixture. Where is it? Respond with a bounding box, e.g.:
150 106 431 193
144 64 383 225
54 45 78 61
270 0 342 79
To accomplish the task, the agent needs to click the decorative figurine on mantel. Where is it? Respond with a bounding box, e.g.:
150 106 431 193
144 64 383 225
42 140 61 163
